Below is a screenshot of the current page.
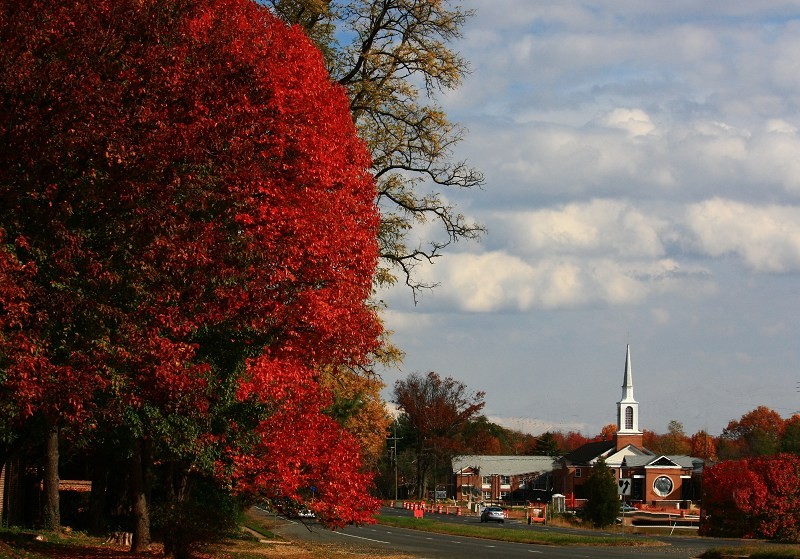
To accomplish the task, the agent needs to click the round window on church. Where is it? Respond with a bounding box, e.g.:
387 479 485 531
653 476 673 497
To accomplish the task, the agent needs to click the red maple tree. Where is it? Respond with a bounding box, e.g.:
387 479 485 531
702 454 800 542
1 0 382 549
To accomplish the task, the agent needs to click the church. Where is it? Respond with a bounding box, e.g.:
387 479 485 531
552 345 703 509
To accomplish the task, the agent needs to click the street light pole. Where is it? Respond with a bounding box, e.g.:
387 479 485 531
387 423 400 501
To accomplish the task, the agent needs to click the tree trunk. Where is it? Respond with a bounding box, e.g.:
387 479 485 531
415 445 428 499
87 446 108 535
163 463 193 559
129 438 152 552
42 426 60 531
162 462 176 558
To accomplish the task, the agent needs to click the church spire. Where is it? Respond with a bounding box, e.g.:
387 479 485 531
620 344 636 404
616 344 642 450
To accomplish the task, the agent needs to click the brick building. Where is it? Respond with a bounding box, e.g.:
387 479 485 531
452 455 557 505
553 345 703 509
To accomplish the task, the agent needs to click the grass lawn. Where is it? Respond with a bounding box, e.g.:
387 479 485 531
4 510 791 559
374 514 665 547
0 509 416 559
0 527 372 559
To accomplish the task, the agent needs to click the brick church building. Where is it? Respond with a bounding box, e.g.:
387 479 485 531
553 345 703 509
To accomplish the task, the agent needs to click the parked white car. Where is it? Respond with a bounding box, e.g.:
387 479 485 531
480 506 505 524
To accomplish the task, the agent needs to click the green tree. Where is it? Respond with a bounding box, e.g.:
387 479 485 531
582 457 619 528
534 432 561 457
459 416 504 455
268 0 485 294
780 415 800 454
663 420 691 455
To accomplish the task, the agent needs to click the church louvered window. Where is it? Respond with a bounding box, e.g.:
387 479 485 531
625 406 634 430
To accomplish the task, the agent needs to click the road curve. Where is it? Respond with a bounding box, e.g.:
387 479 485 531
267 506 746 559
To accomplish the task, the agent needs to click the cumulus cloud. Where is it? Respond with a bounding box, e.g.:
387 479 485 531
412 252 585 312
686 198 800 272
379 1 800 437
499 199 668 258
459 109 800 210
400 250 713 313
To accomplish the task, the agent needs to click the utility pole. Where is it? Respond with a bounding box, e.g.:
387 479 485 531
387 423 400 501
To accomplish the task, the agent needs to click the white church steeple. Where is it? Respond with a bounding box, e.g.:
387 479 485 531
615 345 642 450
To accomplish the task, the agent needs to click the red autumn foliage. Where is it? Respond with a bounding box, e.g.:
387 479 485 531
553 430 593 453
690 430 717 460
702 454 800 542
1 0 380 528
598 423 617 442
720 406 786 458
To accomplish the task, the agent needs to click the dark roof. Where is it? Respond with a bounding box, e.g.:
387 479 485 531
561 440 616 465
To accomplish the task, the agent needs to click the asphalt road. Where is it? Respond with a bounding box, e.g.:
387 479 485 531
270 506 748 559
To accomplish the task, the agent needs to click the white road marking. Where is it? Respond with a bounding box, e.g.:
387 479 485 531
331 531 389 544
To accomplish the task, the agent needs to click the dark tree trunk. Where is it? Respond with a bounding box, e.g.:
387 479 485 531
163 462 175 558
163 462 193 559
87 446 108 535
414 443 428 499
42 426 60 531
129 438 152 553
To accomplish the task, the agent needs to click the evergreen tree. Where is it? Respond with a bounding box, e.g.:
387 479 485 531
583 457 619 528
780 415 800 454
534 432 561 457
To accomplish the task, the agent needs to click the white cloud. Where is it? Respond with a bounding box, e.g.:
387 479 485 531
686 198 800 272
744 121 800 193
398 250 714 313
501 199 667 258
601 108 657 137
412 252 587 312
379 1 800 438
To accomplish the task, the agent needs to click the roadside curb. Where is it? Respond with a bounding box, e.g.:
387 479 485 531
242 526 294 545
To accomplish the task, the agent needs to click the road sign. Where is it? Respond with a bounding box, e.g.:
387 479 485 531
618 478 632 496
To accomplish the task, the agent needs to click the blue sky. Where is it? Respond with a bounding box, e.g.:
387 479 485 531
377 1 800 438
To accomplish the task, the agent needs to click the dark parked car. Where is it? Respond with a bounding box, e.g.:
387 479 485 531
480 506 505 523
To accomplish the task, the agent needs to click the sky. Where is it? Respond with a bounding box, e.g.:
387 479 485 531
377 1 800 439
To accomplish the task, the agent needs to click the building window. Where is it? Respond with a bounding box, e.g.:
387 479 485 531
483 491 491 500
625 406 633 430
653 476 674 497
500 491 509 501
482 476 491 485
461 485 472 496
499 475 511 485
632 477 644 501
574 468 581 478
